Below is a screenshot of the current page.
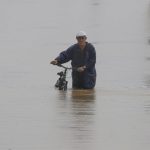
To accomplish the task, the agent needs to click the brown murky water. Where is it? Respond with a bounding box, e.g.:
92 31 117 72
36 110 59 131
0 0 150 150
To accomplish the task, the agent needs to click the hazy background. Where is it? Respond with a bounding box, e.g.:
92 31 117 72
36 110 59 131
0 0 150 150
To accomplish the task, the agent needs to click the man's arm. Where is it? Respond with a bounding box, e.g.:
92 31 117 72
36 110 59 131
85 45 96 69
55 45 74 64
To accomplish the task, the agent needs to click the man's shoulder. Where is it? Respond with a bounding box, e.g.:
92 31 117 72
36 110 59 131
68 43 78 50
87 43 95 50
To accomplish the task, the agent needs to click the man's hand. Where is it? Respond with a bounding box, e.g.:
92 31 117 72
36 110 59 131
77 66 86 72
50 60 58 65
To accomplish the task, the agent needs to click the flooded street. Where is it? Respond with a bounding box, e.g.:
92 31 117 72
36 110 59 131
0 0 150 150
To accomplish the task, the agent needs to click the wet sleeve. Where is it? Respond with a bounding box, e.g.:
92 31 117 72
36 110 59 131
55 46 73 64
86 45 96 69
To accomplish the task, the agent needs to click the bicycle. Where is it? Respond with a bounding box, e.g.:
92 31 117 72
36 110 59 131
54 64 72 91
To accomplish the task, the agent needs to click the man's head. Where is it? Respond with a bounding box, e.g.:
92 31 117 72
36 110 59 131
76 31 87 47
76 31 87 38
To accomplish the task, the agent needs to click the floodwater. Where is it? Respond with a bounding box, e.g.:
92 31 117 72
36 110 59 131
0 0 150 150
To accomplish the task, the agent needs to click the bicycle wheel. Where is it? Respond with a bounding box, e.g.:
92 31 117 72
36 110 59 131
62 81 68 91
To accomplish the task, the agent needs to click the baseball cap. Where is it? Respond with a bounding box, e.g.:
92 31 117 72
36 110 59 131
76 31 87 37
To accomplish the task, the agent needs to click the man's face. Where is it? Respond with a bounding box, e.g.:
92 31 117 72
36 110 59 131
76 36 87 46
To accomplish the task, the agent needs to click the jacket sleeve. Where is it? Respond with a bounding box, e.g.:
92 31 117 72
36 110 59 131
55 45 73 64
86 44 96 69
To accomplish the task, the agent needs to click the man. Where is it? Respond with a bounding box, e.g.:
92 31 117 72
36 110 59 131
50 31 96 89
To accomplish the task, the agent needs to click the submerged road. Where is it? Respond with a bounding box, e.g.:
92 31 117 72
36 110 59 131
0 0 150 150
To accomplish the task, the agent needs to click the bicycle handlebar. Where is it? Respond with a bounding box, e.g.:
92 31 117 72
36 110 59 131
56 64 72 70
51 63 78 71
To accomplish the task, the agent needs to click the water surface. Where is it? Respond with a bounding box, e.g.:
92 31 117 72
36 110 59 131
0 0 150 150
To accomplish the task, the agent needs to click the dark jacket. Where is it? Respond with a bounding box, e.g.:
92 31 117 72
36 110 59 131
55 42 96 89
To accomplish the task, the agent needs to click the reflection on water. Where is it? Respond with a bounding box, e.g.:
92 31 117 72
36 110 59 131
69 90 96 145
145 57 150 61
148 3 150 44
148 39 150 45
1 0 150 149
144 103 150 113
144 75 150 88
70 89 96 101
91 0 100 6
55 89 96 149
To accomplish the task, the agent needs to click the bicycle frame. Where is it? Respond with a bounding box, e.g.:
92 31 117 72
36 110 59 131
55 64 72 91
